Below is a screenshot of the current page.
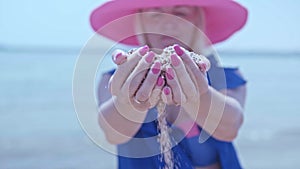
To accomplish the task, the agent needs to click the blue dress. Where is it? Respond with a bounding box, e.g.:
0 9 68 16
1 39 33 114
107 58 247 169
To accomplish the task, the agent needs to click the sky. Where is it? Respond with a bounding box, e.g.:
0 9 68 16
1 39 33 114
0 0 299 52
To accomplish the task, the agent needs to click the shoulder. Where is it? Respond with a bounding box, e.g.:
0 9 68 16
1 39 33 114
207 66 247 90
206 55 247 90
223 67 247 89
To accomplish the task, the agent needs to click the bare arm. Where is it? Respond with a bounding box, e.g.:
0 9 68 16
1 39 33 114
196 84 246 142
214 70 247 141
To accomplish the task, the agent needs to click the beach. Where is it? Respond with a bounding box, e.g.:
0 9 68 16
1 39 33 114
1 50 300 169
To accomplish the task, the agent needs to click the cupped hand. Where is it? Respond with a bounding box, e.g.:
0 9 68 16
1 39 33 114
109 46 164 116
163 45 210 115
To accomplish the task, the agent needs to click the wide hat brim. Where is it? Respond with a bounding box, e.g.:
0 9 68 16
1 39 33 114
90 0 248 45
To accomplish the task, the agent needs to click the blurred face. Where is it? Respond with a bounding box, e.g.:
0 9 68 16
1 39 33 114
139 6 202 50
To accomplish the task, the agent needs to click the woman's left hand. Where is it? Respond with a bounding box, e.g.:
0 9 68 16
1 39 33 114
162 45 210 115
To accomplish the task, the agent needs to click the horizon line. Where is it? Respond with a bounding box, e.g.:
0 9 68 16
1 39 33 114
1 45 300 57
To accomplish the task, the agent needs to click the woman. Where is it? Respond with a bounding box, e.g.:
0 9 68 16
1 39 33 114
91 0 248 168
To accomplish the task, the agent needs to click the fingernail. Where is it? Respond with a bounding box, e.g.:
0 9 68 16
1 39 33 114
174 45 184 56
145 51 155 63
113 51 126 64
164 87 170 95
139 45 149 56
199 63 207 72
166 67 174 80
157 76 164 87
114 52 122 61
171 54 180 67
152 62 161 74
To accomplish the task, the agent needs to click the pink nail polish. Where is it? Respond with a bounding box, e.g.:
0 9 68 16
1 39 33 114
152 62 161 74
171 54 180 67
199 63 207 72
174 45 184 56
145 51 155 63
166 68 174 80
114 52 122 61
113 51 126 64
157 76 164 87
139 45 149 56
164 87 170 95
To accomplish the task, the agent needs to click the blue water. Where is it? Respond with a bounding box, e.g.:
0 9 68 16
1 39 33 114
0 52 79 135
221 54 300 140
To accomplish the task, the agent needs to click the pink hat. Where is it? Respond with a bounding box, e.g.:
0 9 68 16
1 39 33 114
90 0 248 45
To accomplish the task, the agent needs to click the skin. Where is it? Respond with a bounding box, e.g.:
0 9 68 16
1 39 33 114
97 6 247 169
139 6 201 50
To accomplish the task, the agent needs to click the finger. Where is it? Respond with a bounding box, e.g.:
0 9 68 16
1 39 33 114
161 86 173 105
149 76 165 108
135 61 161 102
174 45 208 94
112 49 127 65
174 45 198 84
110 45 149 95
197 61 207 73
128 69 148 97
170 52 196 101
197 56 211 72
165 66 186 105
126 51 156 97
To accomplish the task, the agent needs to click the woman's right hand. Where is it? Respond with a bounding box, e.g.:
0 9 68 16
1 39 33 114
109 46 164 121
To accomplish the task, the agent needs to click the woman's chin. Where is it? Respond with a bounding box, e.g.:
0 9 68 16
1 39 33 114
162 38 178 46
147 37 189 52
157 40 181 49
